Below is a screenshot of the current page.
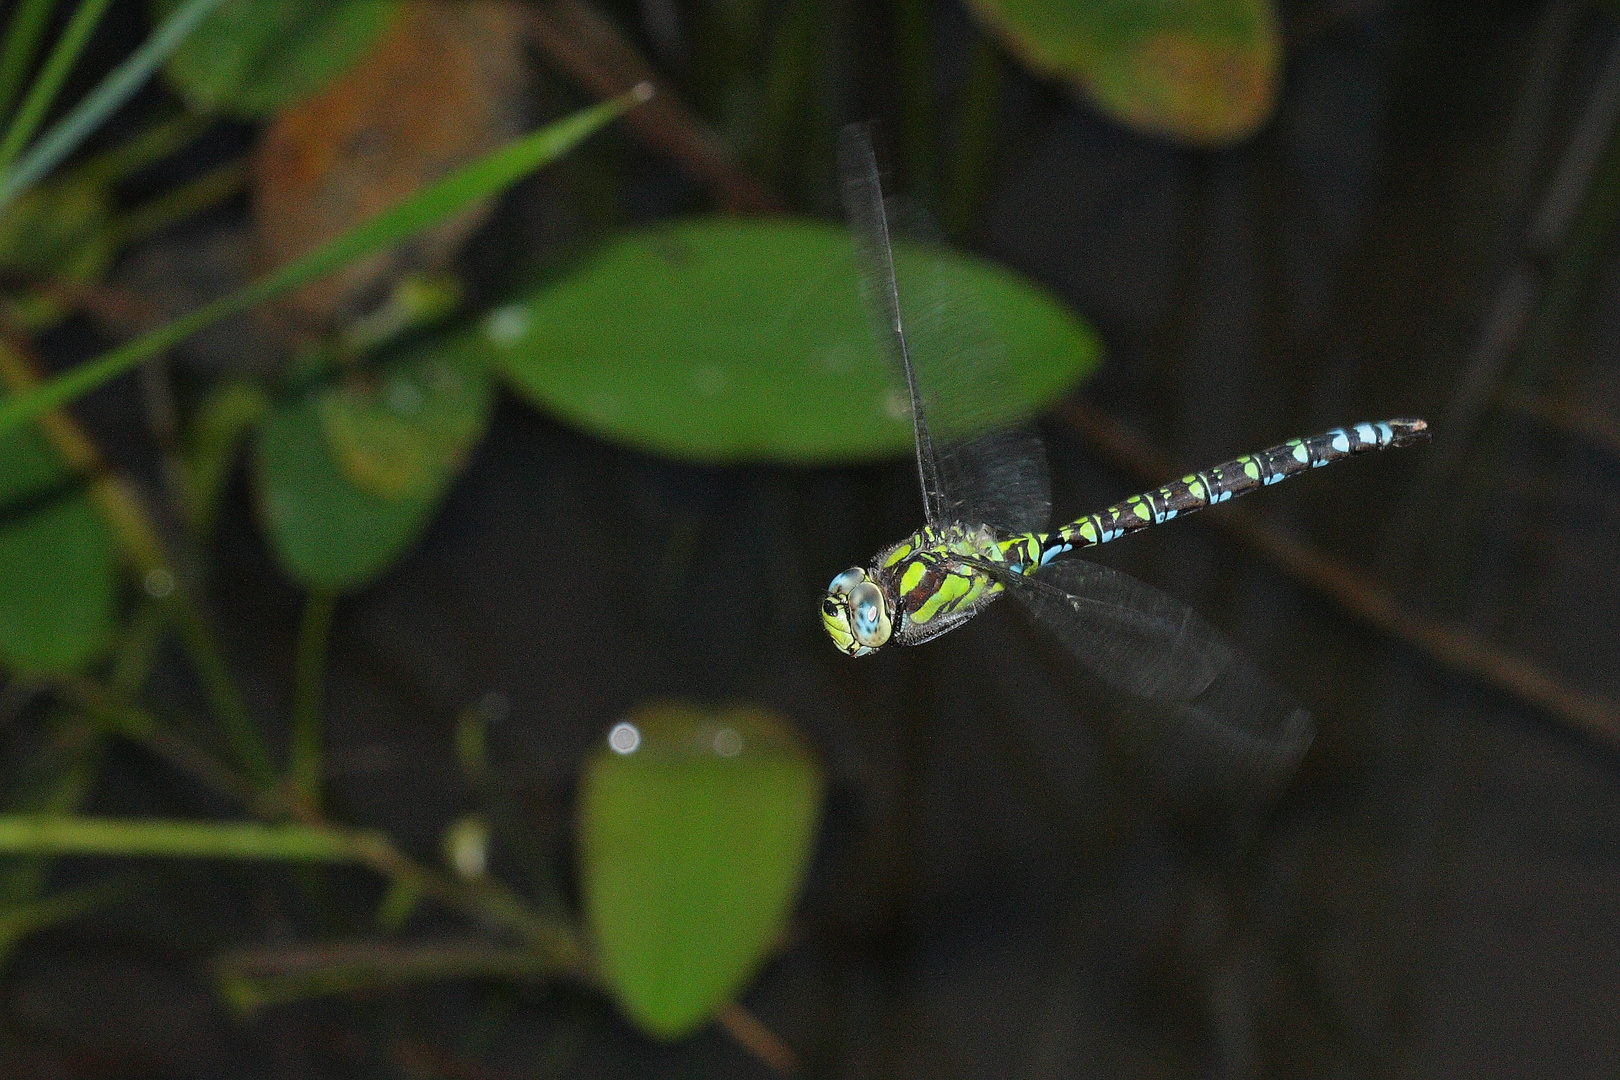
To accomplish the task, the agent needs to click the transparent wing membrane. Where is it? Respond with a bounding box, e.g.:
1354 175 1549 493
838 124 1051 533
989 558 1315 793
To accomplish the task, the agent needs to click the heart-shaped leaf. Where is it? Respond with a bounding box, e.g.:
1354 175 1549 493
253 348 491 591
467 217 1099 463
152 0 401 117
964 0 1281 146
578 702 823 1039
0 421 115 675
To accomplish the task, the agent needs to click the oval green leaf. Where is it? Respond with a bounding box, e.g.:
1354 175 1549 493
964 0 1281 146
252 348 491 592
152 0 400 117
0 422 116 675
466 217 1099 463
578 702 823 1039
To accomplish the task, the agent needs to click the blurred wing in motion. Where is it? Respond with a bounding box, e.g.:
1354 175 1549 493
988 557 1315 794
837 123 1051 534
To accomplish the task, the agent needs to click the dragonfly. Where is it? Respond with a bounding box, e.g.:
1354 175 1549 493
821 124 1431 785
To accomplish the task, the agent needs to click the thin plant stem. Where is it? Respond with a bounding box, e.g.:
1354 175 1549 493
72 109 206 188
0 0 118 176
107 156 248 249
944 34 1002 243
0 0 227 212
0 85 652 436
167 600 276 786
290 590 337 814
0 339 277 786
0 814 367 861
756 0 821 191
215 940 569 1014
895 0 934 205
0 0 59 121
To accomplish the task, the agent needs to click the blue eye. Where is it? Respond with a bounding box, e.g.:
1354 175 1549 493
858 602 877 627
829 568 864 594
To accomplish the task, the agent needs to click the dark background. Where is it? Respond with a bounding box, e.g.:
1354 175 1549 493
6 0 1620 1076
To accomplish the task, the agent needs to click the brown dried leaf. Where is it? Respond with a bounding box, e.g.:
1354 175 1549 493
254 0 528 327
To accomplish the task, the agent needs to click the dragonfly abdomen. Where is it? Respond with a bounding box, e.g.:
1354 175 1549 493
1029 418 1429 563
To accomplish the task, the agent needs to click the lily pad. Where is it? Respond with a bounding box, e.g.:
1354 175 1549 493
0 421 116 675
964 0 1282 146
467 217 1099 463
152 0 401 117
253 349 491 592
578 702 823 1039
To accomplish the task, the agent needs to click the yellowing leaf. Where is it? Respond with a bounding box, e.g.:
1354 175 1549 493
965 0 1281 146
318 352 488 501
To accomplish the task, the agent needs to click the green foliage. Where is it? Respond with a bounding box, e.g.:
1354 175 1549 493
0 89 645 438
475 217 1099 463
253 348 492 592
0 176 112 282
0 420 114 676
152 0 400 117
963 0 1281 145
578 702 823 1039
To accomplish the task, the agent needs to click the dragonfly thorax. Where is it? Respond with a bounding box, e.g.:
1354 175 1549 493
821 522 1016 656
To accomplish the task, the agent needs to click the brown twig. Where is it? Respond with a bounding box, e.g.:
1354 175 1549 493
1498 385 1620 459
0 335 274 783
518 0 781 213
717 1000 799 1074
1059 400 1620 747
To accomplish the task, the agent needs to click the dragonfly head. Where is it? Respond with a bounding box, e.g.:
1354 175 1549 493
822 567 892 656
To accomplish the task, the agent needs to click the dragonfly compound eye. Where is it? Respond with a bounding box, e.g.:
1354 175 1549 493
849 581 891 648
827 567 864 595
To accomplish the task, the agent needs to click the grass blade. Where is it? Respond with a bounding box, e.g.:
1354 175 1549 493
0 0 117 176
0 0 59 121
0 0 228 213
0 84 651 438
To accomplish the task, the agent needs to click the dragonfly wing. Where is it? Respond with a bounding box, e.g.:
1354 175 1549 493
990 558 1315 793
838 124 1051 533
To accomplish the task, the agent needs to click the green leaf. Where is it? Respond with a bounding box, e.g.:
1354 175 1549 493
253 347 492 592
578 702 823 1039
152 0 399 117
964 0 1281 146
0 420 115 675
473 217 1099 463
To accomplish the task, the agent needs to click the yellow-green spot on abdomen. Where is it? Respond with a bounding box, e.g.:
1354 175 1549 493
1241 457 1261 481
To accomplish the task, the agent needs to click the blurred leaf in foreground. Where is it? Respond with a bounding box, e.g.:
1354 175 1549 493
0 417 115 676
579 702 823 1039
153 0 402 118
471 217 1099 463
253 0 527 326
964 0 1281 146
253 347 492 591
